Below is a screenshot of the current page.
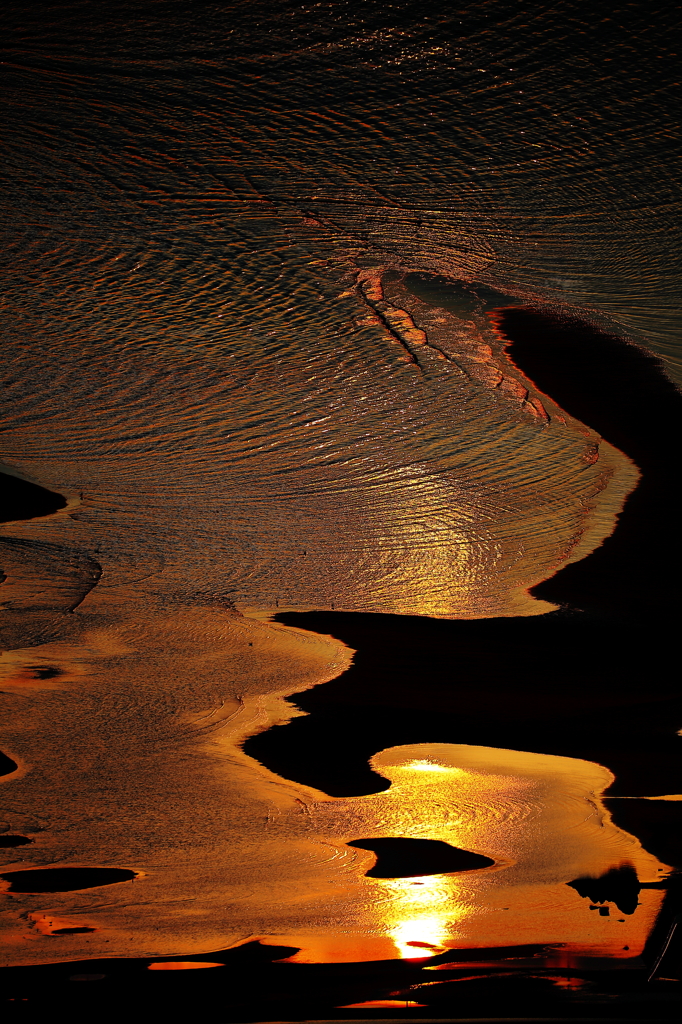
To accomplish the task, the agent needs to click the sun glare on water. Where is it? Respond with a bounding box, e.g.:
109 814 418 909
391 910 452 958
403 760 461 773
379 873 465 958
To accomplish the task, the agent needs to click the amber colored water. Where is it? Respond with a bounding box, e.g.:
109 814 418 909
0 0 679 990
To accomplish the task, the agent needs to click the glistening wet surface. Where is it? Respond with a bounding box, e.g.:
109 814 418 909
1 1 680 1019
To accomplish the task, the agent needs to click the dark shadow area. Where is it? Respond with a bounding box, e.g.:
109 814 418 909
27 665 61 680
0 472 66 523
0 835 32 848
496 308 682 620
0 750 18 776
245 608 682 803
567 865 653 916
604 800 682 869
1 936 679 1022
0 867 137 893
346 837 494 877
50 927 97 935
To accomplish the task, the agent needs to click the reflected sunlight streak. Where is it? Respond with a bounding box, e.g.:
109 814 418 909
403 760 462 773
379 874 465 958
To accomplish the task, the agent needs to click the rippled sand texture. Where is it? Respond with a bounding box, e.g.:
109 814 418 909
0 216 637 621
0 0 678 969
2 2 677 379
269 744 668 962
0 677 668 963
0 274 638 621
2 1 672 618
0 599 353 961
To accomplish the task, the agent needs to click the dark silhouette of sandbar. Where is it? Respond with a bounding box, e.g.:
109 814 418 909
568 864 644 916
50 926 97 935
0 835 32 848
346 836 494 877
498 307 681 620
0 934 676 1020
0 750 18 777
0 472 66 522
0 867 137 893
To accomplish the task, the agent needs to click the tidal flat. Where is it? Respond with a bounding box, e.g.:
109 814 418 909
1 0 680 1018
0 304 680 983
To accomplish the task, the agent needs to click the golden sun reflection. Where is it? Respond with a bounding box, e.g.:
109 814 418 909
403 759 459 773
339 1001 428 1008
378 874 464 958
261 743 670 966
391 914 450 958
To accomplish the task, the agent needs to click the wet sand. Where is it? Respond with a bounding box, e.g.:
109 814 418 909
247 309 682 830
1 0 680 1016
1 306 679 988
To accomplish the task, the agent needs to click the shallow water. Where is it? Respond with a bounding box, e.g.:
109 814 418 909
0 0 680 1000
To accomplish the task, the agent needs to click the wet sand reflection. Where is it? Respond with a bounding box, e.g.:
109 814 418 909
0 593 669 966
1 302 678 972
268 744 667 963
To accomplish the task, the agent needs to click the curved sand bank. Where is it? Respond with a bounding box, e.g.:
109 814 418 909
0 287 662 968
1 255 639 628
246 306 682 854
0 0 679 997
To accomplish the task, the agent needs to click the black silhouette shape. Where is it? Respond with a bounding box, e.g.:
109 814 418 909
566 863 668 916
346 837 494 878
0 835 32 848
0 867 137 893
0 751 18 777
51 927 97 935
0 472 66 522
